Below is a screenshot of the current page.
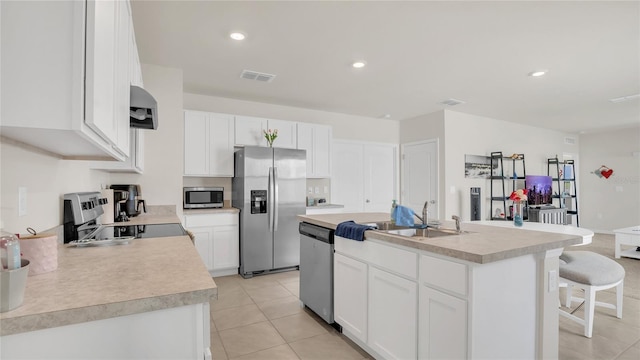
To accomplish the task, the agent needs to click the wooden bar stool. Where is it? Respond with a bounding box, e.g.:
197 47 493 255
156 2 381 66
559 251 625 338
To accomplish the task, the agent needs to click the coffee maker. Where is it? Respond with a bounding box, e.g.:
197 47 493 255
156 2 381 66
110 184 146 221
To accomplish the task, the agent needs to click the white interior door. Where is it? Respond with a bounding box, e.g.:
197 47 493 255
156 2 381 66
401 140 439 221
331 142 364 212
363 144 397 212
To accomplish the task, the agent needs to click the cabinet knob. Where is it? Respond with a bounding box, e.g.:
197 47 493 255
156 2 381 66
366 199 370 203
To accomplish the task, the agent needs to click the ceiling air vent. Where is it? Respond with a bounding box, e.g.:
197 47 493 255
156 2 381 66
438 98 466 106
564 137 577 145
240 70 276 83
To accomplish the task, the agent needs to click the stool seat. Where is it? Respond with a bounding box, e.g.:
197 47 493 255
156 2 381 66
558 250 625 338
560 251 625 286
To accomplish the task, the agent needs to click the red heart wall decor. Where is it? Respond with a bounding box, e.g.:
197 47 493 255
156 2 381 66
601 169 613 179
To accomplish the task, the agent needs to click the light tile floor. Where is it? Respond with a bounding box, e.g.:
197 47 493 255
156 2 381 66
210 234 639 359
210 270 371 360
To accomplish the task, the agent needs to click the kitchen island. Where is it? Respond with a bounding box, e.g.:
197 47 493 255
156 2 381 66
0 215 216 359
298 212 582 360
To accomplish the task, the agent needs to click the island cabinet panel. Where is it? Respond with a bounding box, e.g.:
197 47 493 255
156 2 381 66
368 267 418 360
334 235 544 359
1 303 210 359
418 286 467 359
419 254 468 297
184 213 239 277
334 253 368 344
184 110 235 177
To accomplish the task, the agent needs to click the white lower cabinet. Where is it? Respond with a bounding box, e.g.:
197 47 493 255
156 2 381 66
334 237 418 359
334 253 368 343
418 285 467 359
369 267 417 360
335 235 544 359
184 213 239 277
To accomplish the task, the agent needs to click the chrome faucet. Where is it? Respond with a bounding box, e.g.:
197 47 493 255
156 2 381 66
422 201 429 226
413 201 429 226
452 215 461 233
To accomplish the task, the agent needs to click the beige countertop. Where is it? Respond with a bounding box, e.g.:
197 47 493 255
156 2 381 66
0 216 217 336
298 212 582 264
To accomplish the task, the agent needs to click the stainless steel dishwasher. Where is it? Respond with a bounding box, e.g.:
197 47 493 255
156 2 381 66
299 222 337 326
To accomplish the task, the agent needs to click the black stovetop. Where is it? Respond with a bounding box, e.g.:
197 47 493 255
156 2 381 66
84 223 186 240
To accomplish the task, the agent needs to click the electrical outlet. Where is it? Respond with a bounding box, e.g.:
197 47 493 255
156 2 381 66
308 187 313 194
18 187 27 216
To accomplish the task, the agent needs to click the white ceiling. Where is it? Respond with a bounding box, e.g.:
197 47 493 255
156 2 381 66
130 0 640 134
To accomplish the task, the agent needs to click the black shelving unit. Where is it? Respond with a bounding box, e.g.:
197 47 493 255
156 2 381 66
490 151 526 220
548 157 579 226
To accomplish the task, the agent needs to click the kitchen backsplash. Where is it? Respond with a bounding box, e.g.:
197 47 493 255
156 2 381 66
306 178 331 204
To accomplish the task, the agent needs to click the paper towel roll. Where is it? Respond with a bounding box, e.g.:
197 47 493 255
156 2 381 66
19 234 58 276
101 189 114 224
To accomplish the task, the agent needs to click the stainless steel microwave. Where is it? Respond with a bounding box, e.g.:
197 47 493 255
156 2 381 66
183 187 224 209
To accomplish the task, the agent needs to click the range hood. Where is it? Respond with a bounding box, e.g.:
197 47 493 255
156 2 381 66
130 85 158 130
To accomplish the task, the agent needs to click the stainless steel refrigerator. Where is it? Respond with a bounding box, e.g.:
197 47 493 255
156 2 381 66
233 146 306 278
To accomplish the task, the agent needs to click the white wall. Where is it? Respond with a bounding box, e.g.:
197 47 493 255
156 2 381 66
399 111 446 219
579 126 640 232
0 141 109 234
109 64 185 218
399 110 582 222
443 110 580 221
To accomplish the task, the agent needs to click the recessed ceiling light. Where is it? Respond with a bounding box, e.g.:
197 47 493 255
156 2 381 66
528 70 547 77
352 61 366 69
382 114 392 119
230 32 246 41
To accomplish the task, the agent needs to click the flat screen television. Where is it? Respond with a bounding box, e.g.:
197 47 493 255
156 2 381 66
525 175 553 207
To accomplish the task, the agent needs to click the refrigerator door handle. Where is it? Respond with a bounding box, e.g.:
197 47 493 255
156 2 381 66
273 167 279 231
268 167 274 231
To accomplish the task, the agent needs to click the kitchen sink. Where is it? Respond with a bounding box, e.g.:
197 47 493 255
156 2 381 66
386 227 465 238
371 221 468 238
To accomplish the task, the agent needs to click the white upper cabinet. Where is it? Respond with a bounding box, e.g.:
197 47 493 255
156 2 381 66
90 129 144 173
129 12 143 88
266 119 297 149
0 0 135 160
234 116 298 149
184 110 234 177
297 123 332 178
234 116 268 146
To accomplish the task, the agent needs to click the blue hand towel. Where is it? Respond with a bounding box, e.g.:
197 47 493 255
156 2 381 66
335 221 374 241
394 205 415 227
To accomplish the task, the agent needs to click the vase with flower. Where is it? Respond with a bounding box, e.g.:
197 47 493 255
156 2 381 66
509 188 528 227
263 129 278 147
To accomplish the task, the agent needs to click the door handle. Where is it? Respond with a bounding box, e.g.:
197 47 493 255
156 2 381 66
273 167 279 231
268 167 274 231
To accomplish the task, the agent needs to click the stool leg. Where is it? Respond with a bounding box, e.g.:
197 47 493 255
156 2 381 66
564 284 573 307
616 280 624 319
584 286 596 338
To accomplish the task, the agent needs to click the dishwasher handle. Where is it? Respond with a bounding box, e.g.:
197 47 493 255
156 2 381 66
299 222 334 244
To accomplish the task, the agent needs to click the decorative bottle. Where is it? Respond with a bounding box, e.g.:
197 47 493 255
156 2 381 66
0 230 21 270
390 200 397 224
